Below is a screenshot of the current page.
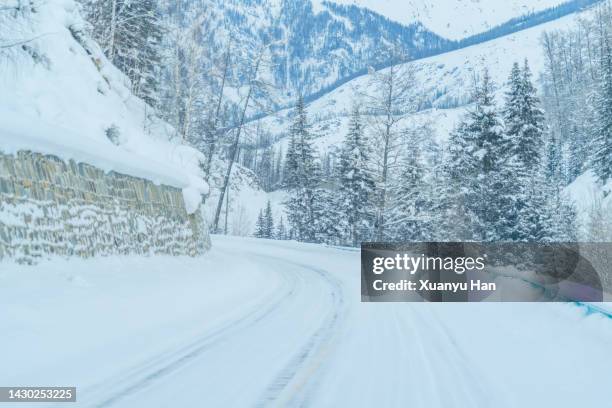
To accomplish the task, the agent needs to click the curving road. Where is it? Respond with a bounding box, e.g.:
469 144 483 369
1 236 612 407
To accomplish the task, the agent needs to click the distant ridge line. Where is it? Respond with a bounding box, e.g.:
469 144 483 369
251 0 606 120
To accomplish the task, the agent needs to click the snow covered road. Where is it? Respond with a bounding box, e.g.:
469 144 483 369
1 236 611 407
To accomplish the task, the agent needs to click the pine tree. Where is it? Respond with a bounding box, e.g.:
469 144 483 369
254 210 265 238
284 95 321 242
503 60 548 241
283 132 299 189
276 216 287 240
312 189 346 245
503 60 545 170
337 105 375 245
513 134 579 242
258 148 274 191
520 60 546 170
275 147 283 188
503 62 523 141
445 70 512 241
441 122 480 241
545 133 563 183
468 70 508 175
263 200 274 238
547 189 579 242
516 170 549 241
568 124 589 180
593 38 612 184
387 127 435 242
426 140 452 241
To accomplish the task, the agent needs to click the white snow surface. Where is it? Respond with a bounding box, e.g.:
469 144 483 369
203 162 288 236
324 0 569 40
1 235 611 407
566 170 612 229
0 0 208 212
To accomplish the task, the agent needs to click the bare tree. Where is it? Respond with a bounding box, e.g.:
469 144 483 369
360 47 420 240
212 42 277 232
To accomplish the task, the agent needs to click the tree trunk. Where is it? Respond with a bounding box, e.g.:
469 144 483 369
212 49 264 231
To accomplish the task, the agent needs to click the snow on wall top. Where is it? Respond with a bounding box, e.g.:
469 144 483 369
0 0 208 213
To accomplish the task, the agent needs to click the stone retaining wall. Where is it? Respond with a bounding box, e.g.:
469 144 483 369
0 150 210 263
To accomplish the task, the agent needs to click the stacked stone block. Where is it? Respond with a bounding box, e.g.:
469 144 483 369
0 151 211 263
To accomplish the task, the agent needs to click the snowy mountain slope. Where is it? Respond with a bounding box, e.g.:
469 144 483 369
175 0 451 106
0 0 208 210
324 0 569 40
172 0 601 114
197 0 598 113
246 5 594 155
221 2 607 238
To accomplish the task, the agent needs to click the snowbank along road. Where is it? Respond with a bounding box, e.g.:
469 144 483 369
1 235 611 407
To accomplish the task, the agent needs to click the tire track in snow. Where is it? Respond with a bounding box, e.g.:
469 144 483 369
78 267 299 408
404 305 505 408
253 257 346 408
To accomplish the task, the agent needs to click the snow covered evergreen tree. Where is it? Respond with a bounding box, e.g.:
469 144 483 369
544 133 564 184
593 37 612 184
444 70 514 241
502 129 578 243
283 121 300 189
254 210 265 238
257 147 274 191
276 216 287 240
263 200 274 238
503 62 523 138
285 97 320 184
504 60 545 171
253 201 274 238
546 189 579 242
284 95 321 242
337 105 375 245
519 60 546 167
516 171 549 241
441 122 480 241
387 127 435 242
312 189 346 244
502 60 548 241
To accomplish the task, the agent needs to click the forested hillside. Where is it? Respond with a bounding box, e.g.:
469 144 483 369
3 0 610 246
238 2 612 248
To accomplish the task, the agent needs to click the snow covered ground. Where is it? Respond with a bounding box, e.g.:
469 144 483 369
1 235 611 407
